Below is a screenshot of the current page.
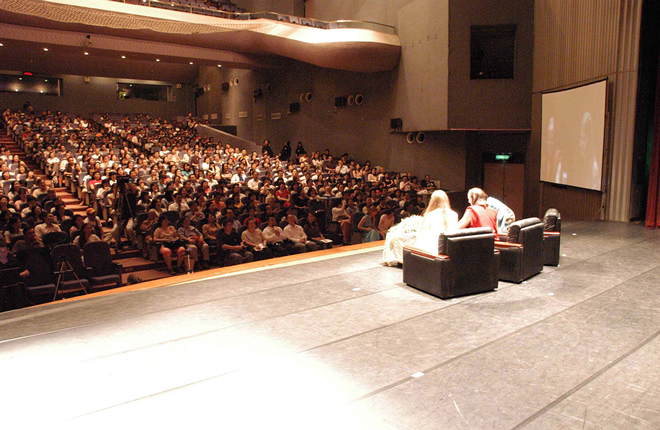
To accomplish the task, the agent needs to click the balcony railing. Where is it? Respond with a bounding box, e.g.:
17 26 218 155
111 0 397 35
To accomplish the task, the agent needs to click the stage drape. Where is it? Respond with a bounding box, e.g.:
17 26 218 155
646 56 660 229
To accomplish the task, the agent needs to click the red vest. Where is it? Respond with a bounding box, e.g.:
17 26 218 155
467 205 499 240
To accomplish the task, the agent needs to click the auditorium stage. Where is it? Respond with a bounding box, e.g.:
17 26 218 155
1 221 660 429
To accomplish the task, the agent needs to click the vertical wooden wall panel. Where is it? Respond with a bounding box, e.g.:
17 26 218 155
532 0 642 221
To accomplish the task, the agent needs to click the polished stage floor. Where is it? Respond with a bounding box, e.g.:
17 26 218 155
1 221 660 429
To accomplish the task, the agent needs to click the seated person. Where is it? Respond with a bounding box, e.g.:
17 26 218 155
73 222 101 248
153 215 188 275
357 206 382 243
283 214 317 253
262 215 290 257
216 218 253 266
178 216 210 270
241 218 272 261
456 188 498 240
34 213 61 239
381 190 457 266
487 196 515 236
303 211 331 249
331 198 352 244
12 227 44 253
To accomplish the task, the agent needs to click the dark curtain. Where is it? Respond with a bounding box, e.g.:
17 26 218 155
646 60 660 228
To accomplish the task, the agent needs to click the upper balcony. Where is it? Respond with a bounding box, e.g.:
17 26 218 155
0 0 401 77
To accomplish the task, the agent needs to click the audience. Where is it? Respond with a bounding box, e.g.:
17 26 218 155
1 107 438 281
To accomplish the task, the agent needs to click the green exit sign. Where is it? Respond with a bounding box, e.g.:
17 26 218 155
495 154 511 161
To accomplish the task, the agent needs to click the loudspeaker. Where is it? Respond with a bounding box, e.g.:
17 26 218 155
289 102 300 114
253 89 263 98
221 82 230 91
334 96 347 108
390 118 403 132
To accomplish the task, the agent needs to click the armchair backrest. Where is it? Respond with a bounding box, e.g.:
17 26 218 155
438 227 493 255
543 208 561 233
506 217 543 244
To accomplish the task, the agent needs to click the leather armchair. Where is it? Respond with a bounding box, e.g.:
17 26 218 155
543 208 561 266
403 227 499 299
495 217 544 283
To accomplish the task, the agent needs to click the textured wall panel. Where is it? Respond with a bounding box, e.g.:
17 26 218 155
532 0 642 221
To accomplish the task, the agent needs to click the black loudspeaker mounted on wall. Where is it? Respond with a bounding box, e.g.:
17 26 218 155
253 89 263 98
221 82 230 92
194 87 205 98
334 96 348 108
390 118 403 132
289 102 300 114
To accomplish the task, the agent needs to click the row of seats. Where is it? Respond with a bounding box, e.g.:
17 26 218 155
402 209 561 299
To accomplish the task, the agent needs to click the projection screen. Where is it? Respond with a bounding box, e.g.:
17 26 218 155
540 80 607 191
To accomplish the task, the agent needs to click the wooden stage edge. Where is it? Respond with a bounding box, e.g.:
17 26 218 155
44 241 386 306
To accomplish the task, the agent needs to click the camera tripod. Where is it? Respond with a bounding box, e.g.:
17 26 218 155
53 256 88 301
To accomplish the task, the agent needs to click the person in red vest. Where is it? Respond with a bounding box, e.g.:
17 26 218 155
456 188 499 240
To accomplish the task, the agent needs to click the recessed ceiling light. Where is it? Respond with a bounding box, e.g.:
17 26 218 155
156 59 160 62
217 64 222 67
40 91 43 93
44 79 48 82
19 78 22 81
84 52 89 55
189 62 193 65
0 43 4 47
15 89 18 92
43 48 49 51
122 55 126 59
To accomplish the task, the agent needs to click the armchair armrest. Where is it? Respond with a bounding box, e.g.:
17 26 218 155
543 231 560 237
403 246 449 260
494 241 523 248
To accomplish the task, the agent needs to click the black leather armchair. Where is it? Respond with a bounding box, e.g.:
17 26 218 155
543 208 561 266
403 227 499 299
495 217 544 283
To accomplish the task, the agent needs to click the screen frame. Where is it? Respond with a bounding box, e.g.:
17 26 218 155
540 78 609 192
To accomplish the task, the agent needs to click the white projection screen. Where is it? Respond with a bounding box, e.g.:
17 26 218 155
540 80 607 191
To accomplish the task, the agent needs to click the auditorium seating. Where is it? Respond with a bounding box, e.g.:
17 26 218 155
495 217 545 283
402 227 499 299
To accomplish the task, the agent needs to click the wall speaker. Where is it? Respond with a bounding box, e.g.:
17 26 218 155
355 94 364 105
264 83 272 92
347 95 355 106
289 102 300 114
334 97 347 108
416 132 426 143
406 132 415 144
253 89 263 98
305 92 313 102
221 82 229 91
390 118 403 132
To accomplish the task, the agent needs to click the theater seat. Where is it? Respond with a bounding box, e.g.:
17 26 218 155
403 227 499 299
543 208 561 266
495 217 544 283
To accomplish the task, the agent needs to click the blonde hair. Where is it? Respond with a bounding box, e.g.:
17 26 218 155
423 190 453 232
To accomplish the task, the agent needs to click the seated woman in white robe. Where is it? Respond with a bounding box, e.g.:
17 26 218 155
382 190 458 266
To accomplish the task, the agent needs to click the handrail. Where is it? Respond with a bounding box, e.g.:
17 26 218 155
110 0 397 35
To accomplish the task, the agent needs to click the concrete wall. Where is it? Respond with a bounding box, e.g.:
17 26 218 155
448 0 533 130
0 74 194 120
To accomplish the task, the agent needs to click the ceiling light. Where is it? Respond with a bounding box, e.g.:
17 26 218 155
44 79 48 82
40 91 43 93
156 59 160 62
189 62 194 65
84 52 89 55
43 48 49 51
0 43 4 47
217 64 222 67
122 55 126 59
